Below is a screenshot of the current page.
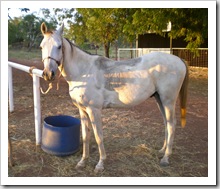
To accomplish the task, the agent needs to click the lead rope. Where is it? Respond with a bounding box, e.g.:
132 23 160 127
29 66 52 94
40 68 63 94
40 64 63 94
29 64 63 95
40 83 53 94
56 64 63 91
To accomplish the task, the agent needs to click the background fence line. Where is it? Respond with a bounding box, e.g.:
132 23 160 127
118 48 208 68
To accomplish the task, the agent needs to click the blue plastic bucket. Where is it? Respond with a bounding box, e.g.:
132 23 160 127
41 115 81 156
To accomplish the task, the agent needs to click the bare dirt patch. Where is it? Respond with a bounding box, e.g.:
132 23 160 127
8 58 208 177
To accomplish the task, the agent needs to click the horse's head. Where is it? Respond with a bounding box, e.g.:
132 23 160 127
40 22 64 81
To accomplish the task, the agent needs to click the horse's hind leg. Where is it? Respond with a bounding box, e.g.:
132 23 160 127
154 92 167 154
86 107 106 173
160 101 176 166
76 108 91 169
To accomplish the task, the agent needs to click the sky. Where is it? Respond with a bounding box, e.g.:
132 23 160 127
8 8 52 19
8 8 70 29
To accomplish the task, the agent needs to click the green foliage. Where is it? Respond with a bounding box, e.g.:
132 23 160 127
128 8 208 51
166 8 208 51
8 9 57 51
8 17 23 45
61 8 207 57
54 8 75 23
72 8 128 57
8 8 208 56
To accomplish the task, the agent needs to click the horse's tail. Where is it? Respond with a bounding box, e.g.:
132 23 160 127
179 59 189 128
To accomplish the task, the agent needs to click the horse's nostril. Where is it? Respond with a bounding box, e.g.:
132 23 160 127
43 71 50 81
43 71 47 77
42 70 55 81
51 71 55 77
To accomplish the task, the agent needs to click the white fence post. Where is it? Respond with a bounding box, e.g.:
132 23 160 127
8 62 43 146
8 66 14 112
33 74 42 146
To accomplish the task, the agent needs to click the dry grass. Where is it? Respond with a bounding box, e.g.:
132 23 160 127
8 64 208 177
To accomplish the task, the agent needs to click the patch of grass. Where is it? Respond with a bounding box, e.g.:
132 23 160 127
8 48 42 61
8 46 132 62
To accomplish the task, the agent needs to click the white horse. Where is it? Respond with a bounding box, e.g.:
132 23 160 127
40 23 188 172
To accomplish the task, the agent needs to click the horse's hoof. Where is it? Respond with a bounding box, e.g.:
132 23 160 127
160 159 169 167
94 164 104 173
75 164 84 170
159 149 165 154
75 161 86 170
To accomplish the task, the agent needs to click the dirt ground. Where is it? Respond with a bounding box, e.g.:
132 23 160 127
8 58 208 177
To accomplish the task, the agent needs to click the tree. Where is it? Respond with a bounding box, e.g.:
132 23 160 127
8 12 57 50
123 8 208 53
8 17 23 45
53 8 208 56
20 14 43 51
8 8 31 46
54 8 75 24
55 8 127 58
71 9 127 57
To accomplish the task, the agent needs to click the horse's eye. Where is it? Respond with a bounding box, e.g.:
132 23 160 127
40 46 43 50
58 45 61 50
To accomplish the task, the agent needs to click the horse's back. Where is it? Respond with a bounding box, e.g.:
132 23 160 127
142 52 187 101
142 52 186 83
142 52 185 70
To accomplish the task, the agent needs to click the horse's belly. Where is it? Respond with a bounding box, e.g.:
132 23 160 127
117 84 154 106
103 82 155 108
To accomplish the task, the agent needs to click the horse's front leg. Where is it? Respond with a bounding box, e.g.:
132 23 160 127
86 107 106 173
76 108 91 169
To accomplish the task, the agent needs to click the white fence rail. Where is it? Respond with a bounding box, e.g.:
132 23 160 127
8 61 43 146
117 48 208 67
117 48 172 61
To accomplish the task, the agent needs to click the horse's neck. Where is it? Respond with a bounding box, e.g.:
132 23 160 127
60 39 98 82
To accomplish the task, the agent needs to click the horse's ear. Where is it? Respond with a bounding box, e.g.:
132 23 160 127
41 22 47 35
57 23 64 35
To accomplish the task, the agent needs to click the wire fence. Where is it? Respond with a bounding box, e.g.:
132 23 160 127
172 48 208 68
118 48 208 68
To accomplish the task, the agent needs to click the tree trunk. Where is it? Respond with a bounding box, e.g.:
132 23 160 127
130 42 133 59
104 42 110 58
27 34 39 52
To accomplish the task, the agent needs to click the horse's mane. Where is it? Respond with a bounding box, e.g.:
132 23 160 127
64 37 142 71
64 38 96 56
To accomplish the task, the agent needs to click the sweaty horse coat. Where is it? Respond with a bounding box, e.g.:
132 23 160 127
40 23 188 172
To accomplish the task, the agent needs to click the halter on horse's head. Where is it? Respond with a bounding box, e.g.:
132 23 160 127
40 22 64 81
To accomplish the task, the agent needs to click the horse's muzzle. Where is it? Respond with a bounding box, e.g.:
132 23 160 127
42 70 55 81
